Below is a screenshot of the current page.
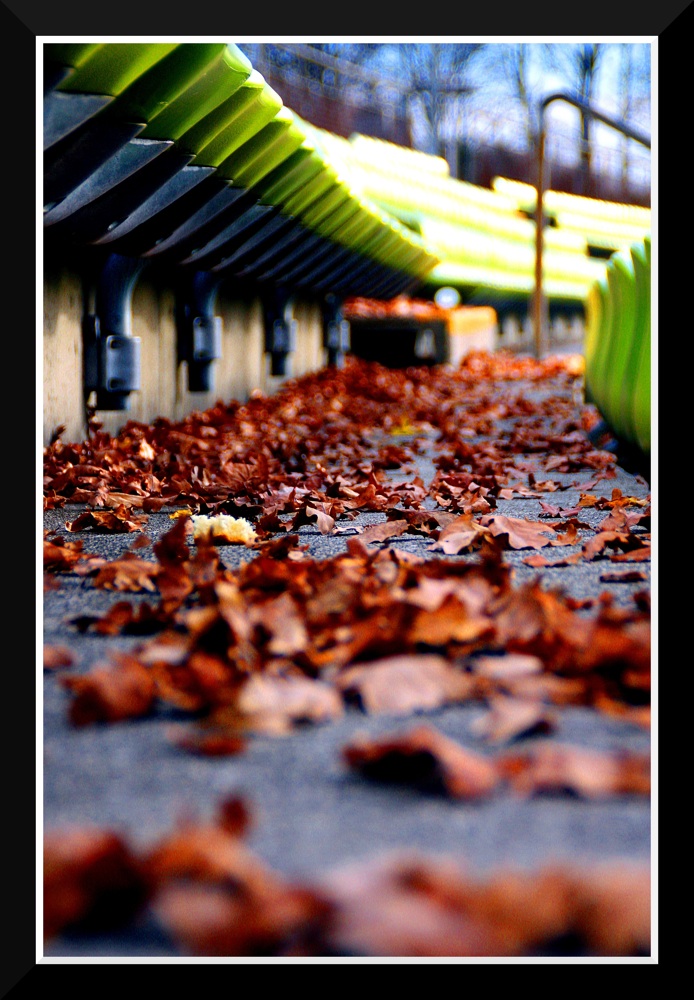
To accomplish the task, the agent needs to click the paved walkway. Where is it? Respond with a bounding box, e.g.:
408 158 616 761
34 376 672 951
42 350 653 959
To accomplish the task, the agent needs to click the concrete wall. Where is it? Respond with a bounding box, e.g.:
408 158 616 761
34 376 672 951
42 252 326 445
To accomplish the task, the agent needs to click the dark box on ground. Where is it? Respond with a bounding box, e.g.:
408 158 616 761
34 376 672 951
348 317 449 368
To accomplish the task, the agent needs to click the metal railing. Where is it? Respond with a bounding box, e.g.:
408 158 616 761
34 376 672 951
533 92 651 358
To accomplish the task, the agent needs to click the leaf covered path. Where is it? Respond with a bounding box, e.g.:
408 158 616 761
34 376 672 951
42 351 653 959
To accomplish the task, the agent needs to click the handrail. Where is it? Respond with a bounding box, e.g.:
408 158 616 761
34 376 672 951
533 91 651 357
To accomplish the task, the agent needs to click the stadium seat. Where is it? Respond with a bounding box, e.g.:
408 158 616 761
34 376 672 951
583 236 651 460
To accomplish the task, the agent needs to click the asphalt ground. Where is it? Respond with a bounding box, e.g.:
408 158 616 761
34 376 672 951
40 349 654 961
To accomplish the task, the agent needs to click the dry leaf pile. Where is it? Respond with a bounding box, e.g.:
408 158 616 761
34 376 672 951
43 351 652 956
43 794 650 957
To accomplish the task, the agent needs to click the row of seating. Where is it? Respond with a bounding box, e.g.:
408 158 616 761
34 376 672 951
491 177 651 254
45 44 651 327
43 42 651 462
583 235 651 458
313 127 651 319
43 42 441 406
44 43 438 289
321 129 652 463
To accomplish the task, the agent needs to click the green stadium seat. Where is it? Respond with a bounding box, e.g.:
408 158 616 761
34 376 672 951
44 44 254 241
604 251 638 439
43 41 440 312
583 236 651 460
44 43 181 206
44 43 175 147
630 236 651 455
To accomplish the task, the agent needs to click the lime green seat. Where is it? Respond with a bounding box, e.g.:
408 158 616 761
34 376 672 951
44 44 239 210
583 273 610 405
140 128 321 272
54 43 179 98
586 269 615 421
602 250 637 437
46 46 269 248
44 43 179 150
613 240 650 449
44 43 103 92
212 106 305 188
200 138 350 278
138 45 253 146
173 108 308 268
191 71 283 169
121 71 286 263
630 236 651 455
97 64 289 258
253 143 317 197
43 41 439 301
186 143 341 276
302 189 361 235
583 236 651 460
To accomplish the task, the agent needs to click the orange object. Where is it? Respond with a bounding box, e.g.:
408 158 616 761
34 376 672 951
447 305 497 335
342 295 449 321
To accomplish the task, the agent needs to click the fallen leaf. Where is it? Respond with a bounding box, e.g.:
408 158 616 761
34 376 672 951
428 514 490 554
61 652 157 726
470 695 556 744
343 724 500 799
93 554 160 592
305 506 337 535
609 548 651 563
318 850 650 957
43 644 75 670
479 514 555 550
253 592 309 657
470 653 544 681
599 569 648 583
407 596 494 647
359 520 410 545
336 654 476 715
143 817 332 956
230 673 344 734
498 743 650 797
168 728 247 756
65 505 148 533
44 828 149 940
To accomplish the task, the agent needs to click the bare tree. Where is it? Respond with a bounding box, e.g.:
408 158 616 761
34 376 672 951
243 42 485 171
613 44 651 192
391 43 483 159
499 44 541 148
467 43 547 150
542 43 606 195
308 43 487 161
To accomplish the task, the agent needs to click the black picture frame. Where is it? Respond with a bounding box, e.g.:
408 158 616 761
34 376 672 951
11 1 677 989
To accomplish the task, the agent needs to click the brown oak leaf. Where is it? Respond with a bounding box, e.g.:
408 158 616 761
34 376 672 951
479 515 555 550
336 654 476 715
498 743 650 797
470 695 557 744
343 724 500 799
65 504 149 533
428 514 490 554
61 652 157 726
